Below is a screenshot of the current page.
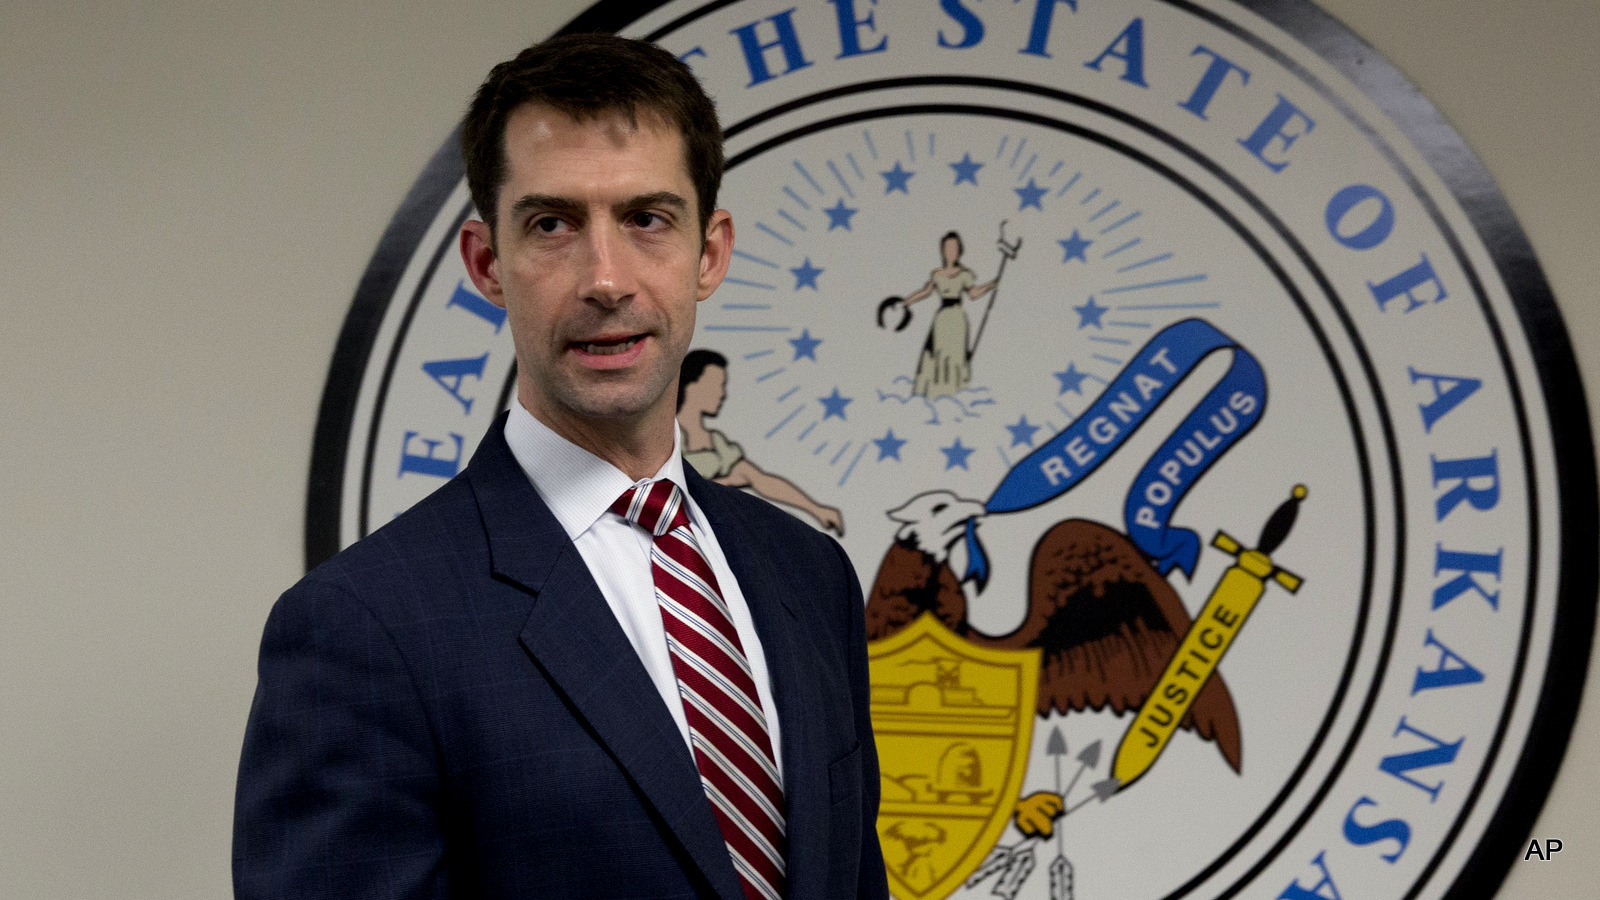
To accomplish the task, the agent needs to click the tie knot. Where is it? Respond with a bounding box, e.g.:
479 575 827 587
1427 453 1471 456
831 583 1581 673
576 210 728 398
611 479 691 537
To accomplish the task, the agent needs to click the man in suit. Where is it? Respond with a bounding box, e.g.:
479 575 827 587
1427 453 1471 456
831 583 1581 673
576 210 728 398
233 34 889 900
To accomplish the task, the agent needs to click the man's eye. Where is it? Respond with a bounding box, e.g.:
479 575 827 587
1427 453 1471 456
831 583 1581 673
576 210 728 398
532 217 567 234
632 212 665 229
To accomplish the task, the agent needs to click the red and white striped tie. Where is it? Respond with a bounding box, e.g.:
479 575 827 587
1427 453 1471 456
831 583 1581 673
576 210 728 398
612 480 787 900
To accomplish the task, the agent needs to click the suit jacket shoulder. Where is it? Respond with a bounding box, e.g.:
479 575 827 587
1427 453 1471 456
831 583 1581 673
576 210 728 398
292 469 490 606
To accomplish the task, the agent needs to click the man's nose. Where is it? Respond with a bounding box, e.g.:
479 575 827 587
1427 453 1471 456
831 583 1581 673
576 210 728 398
580 223 636 307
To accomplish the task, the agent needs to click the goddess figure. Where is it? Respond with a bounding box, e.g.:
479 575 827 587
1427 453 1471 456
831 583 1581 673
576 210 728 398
901 231 998 399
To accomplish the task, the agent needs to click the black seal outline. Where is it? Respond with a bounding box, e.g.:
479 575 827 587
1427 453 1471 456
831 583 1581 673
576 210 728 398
304 3 1598 899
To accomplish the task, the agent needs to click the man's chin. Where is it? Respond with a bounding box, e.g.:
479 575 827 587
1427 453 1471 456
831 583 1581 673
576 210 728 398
546 384 670 427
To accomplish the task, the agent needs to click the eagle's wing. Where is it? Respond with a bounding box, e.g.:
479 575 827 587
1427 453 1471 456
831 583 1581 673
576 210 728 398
1021 519 1242 773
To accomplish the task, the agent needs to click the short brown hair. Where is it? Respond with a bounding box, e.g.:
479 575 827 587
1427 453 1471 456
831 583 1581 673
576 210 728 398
461 33 724 237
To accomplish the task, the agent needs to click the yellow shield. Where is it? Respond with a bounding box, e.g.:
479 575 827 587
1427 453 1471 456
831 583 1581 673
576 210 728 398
869 614 1041 900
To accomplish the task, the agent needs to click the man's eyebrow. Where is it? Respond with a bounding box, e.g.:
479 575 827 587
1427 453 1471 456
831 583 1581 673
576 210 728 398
619 191 689 216
508 194 585 220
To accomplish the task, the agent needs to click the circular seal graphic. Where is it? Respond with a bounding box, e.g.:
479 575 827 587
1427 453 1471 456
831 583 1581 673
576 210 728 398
306 2 1596 898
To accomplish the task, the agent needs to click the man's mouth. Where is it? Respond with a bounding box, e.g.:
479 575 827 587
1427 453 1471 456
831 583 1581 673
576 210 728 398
574 335 644 355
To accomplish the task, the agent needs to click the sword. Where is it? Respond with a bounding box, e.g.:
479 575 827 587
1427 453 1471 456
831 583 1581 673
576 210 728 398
1111 485 1308 789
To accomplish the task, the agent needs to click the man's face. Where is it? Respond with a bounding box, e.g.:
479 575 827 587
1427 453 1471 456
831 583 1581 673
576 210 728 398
461 104 731 438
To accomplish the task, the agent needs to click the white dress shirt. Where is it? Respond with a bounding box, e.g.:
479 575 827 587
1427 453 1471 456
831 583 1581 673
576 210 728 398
504 402 784 779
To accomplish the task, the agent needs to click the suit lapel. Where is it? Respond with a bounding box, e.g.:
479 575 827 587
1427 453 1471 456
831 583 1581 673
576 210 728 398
686 470 832 900
466 419 745 900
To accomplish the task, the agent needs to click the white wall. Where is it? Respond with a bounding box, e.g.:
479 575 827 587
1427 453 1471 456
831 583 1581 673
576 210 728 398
0 0 1592 896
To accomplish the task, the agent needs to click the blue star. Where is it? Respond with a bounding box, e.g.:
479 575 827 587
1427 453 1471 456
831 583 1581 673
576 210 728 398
818 387 853 420
1054 363 1090 395
1005 415 1042 448
790 257 824 291
1015 178 1048 211
881 161 915 194
1075 296 1108 329
788 328 822 361
873 429 907 461
1058 229 1092 263
941 438 975 470
950 153 983 186
823 198 858 231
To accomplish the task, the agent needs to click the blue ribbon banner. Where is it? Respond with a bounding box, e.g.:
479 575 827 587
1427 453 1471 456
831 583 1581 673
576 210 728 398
984 318 1267 578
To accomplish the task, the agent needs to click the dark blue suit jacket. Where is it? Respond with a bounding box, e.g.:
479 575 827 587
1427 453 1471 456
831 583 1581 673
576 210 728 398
234 417 889 899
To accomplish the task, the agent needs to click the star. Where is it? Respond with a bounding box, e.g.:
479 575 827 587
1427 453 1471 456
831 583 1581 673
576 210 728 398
941 438 975 470
823 198 858 231
1005 415 1042 448
788 328 822 361
1015 178 1048 210
790 257 824 290
1075 296 1108 329
950 152 983 186
818 387 853 420
881 161 915 194
873 429 908 461
1058 229 1092 263
1054 363 1090 395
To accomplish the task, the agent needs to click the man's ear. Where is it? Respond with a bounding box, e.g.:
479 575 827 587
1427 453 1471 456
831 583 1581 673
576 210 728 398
696 209 734 302
459 219 505 308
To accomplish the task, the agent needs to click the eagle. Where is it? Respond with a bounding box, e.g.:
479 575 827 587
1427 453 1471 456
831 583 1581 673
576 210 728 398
866 491 1242 774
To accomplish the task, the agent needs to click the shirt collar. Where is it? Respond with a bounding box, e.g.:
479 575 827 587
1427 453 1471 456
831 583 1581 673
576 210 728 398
504 400 689 541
